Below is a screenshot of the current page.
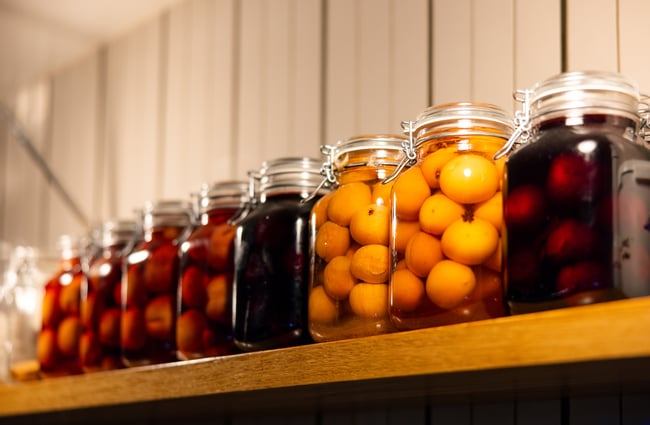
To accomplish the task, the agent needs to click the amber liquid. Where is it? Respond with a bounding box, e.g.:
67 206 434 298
505 115 650 313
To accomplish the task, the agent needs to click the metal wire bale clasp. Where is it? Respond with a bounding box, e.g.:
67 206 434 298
228 170 259 226
301 144 337 203
639 94 650 144
494 89 533 160
382 120 418 184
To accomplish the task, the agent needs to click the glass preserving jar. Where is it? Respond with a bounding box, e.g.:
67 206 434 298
232 157 329 351
388 102 514 330
1 245 57 382
502 71 650 314
177 181 248 360
37 235 87 377
308 135 406 342
81 219 136 372
122 200 193 366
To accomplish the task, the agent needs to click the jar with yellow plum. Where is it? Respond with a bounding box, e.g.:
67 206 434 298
308 135 406 342
388 102 514 329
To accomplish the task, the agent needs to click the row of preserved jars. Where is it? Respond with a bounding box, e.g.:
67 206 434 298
33 70 650 377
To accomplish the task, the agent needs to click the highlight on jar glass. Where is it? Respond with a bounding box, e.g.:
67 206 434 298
307 135 406 342
80 219 137 372
176 180 248 360
37 235 87 377
502 71 650 314
388 102 514 330
0 244 58 382
232 157 331 352
122 200 194 366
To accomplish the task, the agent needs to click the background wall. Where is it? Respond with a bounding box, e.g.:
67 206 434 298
1 0 650 423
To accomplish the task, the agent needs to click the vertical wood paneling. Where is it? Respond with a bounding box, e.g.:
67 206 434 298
618 0 650 92
46 54 100 245
386 0 430 123
570 395 620 425
433 0 516 111
472 401 514 425
430 403 471 424
471 0 514 110
515 399 561 425
565 0 618 71
326 0 429 143
103 19 163 218
2 82 51 247
164 0 237 198
513 0 562 97
236 0 322 177
432 0 471 105
621 393 650 424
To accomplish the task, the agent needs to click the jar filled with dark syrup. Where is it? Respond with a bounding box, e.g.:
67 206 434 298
502 71 650 314
232 157 329 351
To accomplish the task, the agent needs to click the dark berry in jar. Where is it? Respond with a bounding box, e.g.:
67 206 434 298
504 184 547 231
546 151 604 206
544 219 601 265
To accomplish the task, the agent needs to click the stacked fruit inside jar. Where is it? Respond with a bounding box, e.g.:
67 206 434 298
177 209 238 360
38 254 84 377
122 226 183 366
389 139 507 329
81 252 126 371
308 167 397 341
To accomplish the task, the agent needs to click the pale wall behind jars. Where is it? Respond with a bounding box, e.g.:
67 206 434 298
1 0 650 423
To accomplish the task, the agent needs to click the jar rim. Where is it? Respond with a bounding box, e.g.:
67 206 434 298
332 134 406 170
529 70 641 118
411 101 514 144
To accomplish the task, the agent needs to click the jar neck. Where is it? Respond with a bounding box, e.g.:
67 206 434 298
536 112 639 136
201 207 240 225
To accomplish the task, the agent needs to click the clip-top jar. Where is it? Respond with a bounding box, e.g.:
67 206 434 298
388 102 513 330
37 235 87 377
503 71 650 313
233 157 330 351
81 219 136 372
177 181 248 360
122 200 193 366
308 135 405 342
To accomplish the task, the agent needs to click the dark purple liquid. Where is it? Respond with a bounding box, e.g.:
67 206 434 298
233 193 318 351
505 115 650 313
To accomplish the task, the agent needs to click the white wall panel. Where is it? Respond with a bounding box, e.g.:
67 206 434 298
46 54 100 246
1 81 52 247
618 0 650 93
326 0 429 143
236 0 323 177
513 0 562 96
432 0 471 105
472 0 514 110
103 19 164 218
164 0 237 198
566 0 618 72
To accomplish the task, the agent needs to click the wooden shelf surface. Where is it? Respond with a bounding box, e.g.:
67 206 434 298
1 297 650 421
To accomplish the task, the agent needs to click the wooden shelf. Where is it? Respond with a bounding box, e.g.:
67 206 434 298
2 297 650 423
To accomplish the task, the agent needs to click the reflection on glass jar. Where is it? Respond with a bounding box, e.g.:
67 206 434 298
503 71 650 313
233 157 330 352
177 181 248 360
388 103 513 330
122 200 193 366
